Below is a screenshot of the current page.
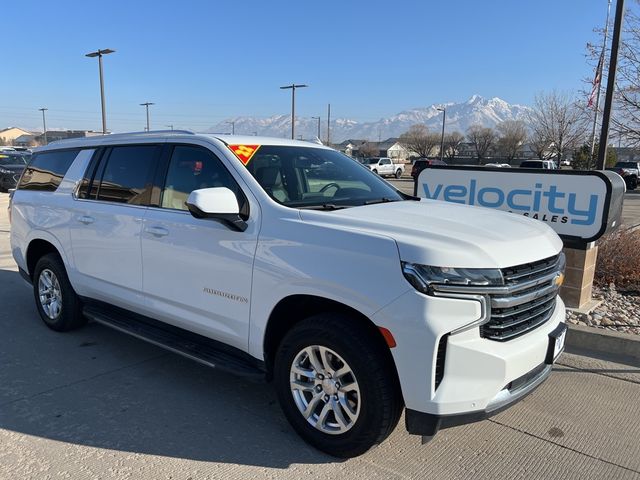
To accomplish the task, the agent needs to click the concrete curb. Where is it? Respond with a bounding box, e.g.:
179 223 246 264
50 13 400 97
566 323 640 363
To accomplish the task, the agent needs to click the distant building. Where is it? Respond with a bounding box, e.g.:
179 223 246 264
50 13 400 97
613 147 640 162
0 127 36 144
336 138 411 162
36 130 103 145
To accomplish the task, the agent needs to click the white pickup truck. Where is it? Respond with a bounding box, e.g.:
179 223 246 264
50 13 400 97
10 132 566 458
365 157 404 178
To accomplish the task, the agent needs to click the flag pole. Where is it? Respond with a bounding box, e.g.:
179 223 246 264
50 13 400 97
588 0 613 169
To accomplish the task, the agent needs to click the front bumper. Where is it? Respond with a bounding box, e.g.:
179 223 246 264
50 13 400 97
372 289 566 434
405 361 552 436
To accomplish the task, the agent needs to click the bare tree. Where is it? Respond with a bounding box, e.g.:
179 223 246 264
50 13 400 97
496 120 527 161
584 8 640 148
359 141 379 158
443 131 464 159
466 124 496 160
528 131 554 160
527 91 587 164
399 124 441 158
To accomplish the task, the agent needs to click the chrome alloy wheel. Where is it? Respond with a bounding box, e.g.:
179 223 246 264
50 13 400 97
289 345 361 435
38 269 62 320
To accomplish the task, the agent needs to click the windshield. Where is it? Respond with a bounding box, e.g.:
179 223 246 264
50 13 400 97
616 162 637 168
0 154 29 166
244 146 404 208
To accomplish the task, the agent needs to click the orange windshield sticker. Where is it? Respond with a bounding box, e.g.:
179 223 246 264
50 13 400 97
229 144 260 165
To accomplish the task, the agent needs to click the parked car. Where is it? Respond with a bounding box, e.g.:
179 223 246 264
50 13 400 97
10 132 566 457
365 157 404 178
484 163 511 168
0 152 30 191
410 158 447 179
607 161 639 190
519 160 557 169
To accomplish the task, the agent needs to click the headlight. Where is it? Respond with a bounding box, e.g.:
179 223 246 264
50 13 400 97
402 262 503 294
0 168 10 174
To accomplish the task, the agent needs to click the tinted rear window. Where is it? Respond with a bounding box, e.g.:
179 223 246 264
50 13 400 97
95 145 159 205
0 154 29 166
18 149 80 191
520 161 543 168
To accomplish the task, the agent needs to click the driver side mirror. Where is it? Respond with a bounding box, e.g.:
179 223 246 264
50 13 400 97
185 187 248 232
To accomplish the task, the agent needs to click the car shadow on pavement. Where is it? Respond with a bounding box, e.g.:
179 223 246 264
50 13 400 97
0 268 336 468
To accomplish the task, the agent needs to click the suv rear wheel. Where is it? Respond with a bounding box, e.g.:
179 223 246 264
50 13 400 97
33 253 86 332
274 313 403 458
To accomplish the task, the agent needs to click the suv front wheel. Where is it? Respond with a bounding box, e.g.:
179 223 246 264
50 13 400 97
274 313 403 458
33 253 86 332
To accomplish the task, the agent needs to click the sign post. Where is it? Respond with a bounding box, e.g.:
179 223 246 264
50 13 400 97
416 167 626 309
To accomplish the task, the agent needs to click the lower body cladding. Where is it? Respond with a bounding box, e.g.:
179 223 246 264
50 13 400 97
372 289 566 437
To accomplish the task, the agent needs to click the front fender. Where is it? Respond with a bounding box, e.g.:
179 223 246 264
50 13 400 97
247 217 410 359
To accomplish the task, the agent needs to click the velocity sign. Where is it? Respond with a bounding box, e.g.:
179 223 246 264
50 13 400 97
416 166 625 245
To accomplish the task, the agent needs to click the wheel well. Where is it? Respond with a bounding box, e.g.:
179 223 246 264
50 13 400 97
263 295 399 381
26 239 60 279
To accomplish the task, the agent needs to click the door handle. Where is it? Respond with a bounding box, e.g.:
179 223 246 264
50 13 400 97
78 215 95 225
144 226 169 237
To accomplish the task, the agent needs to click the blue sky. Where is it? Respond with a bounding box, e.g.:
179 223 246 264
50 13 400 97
1 0 623 132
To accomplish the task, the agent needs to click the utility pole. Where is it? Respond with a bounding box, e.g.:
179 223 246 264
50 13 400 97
437 107 446 161
38 108 48 145
327 103 331 145
140 102 154 131
226 121 235 134
166 125 174 130
597 0 625 170
280 84 308 139
589 0 613 168
85 49 115 134
311 116 321 139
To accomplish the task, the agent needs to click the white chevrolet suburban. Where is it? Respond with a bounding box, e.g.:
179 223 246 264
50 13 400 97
10 131 567 458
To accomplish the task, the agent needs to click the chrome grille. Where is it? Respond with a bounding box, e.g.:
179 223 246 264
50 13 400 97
481 254 563 342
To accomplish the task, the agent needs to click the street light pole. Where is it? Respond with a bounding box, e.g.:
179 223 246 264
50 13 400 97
226 121 235 134
140 102 154 131
327 103 331 145
311 116 320 139
166 125 174 130
38 108 48 145
437 107 446 161
280 84 308 139
85 49 115 134
597 0 626 170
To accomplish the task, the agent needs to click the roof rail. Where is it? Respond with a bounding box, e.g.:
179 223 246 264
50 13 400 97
106 129 195 137
44 129 196 147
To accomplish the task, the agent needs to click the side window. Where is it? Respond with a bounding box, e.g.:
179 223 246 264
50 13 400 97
95 145 158 205
18 149 80 191
381 159 391 165
161 145 243 211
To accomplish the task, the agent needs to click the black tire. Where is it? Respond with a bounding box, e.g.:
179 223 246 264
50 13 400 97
274 313 403 458
395 169 402 179
33 253 86 332
372 169 378 175
629 176 638 190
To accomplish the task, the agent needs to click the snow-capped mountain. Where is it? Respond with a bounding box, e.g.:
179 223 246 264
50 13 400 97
204 95 531 142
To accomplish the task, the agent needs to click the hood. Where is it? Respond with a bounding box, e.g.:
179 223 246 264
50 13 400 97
299 199 562 269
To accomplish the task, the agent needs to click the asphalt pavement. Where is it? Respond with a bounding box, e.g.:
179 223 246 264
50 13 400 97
1 192 639 479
